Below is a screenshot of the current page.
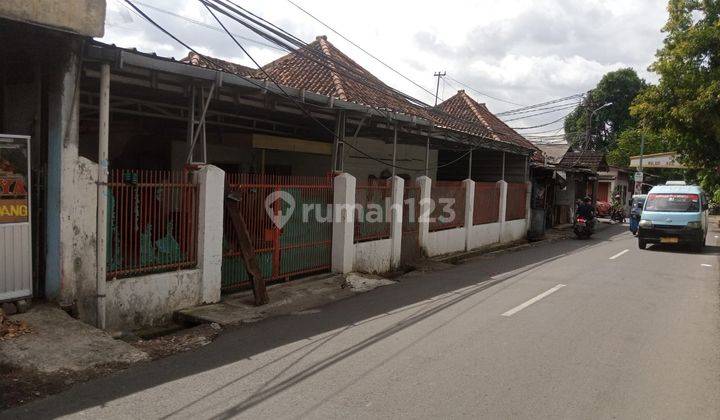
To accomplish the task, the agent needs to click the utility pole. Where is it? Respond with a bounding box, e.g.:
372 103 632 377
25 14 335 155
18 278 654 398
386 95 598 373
635 132 645 195
433 71 446 106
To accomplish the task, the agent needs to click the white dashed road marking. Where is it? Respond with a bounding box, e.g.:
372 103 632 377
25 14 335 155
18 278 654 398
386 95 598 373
502 284 566 317
609 249 629 260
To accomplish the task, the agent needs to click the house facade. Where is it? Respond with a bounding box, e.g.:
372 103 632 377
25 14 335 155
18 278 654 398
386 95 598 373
1 7 537 331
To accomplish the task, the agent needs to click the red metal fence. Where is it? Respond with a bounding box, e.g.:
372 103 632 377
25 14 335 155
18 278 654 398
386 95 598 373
221 174 333 291
107 170 198 279
506 182 528 221
355 180 392 242
430 181 466 231
473 182 500 225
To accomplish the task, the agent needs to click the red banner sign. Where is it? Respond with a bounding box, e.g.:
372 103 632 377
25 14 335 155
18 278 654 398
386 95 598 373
0 136 29 224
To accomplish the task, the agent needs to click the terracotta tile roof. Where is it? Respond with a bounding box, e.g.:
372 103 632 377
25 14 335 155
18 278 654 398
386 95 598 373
557 150 609 172
181 51 256 77
433 90 538 152
174 39 535 153
259 36 430 119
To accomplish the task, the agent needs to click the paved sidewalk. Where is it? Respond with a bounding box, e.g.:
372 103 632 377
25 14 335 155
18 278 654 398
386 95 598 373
177 273 396 326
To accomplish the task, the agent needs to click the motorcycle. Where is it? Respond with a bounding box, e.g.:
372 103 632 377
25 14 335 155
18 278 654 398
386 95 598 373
610 206 626 223
574 215 595 239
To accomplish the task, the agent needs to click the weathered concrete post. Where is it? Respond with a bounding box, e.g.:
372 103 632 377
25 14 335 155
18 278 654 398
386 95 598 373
463 179 475 251
497 180 508 243
196 165 225 303
95 63 110 329
416 176 431 251
389 176 404 269
332 173 356 273
525 180 533 228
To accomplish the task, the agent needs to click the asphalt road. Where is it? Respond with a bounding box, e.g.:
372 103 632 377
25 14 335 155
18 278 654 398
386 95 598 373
5 224 720 419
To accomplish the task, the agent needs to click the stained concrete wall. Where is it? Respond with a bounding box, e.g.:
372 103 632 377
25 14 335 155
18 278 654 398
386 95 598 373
105 269 202 330
502 219 528 243
68 157 100 324
46 43 83 301
0 0 106 37
354 239 392 274
425 227 466 257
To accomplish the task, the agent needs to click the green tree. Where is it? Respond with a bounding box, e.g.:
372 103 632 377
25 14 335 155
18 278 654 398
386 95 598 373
606 128 672 167
564 68 647 151
631 0 720 169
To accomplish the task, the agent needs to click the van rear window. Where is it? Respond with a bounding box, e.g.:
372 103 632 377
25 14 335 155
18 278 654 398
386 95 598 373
645 193 699 212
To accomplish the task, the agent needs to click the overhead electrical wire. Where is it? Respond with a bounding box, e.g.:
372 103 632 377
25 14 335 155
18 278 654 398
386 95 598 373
125 0 581 146
127 0 284 52
199 0 500 171
510 111 575 130
284 0 441 104
444 75 525 107
207 0 571 145
199 0 536 141
496 93 584 116
124 0 548 172
501 103 580 123
124 0 491 172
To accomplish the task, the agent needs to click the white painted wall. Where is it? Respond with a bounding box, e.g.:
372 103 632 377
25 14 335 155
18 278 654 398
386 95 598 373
467 223 501 249
354 239 392 274
502 219 528 243
425 227 466 257
105 269 202 330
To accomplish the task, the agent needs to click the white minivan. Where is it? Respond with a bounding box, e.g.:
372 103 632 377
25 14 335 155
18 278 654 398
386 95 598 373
637 184 708 251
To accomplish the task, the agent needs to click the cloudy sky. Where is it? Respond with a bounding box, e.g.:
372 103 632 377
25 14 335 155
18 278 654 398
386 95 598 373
102 0 669 132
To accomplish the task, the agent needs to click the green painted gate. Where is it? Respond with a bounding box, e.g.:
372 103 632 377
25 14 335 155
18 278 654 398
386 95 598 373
221 174 333 292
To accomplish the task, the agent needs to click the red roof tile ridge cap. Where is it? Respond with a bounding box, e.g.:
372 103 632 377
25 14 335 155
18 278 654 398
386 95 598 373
460 91 501 142
317 36 349 102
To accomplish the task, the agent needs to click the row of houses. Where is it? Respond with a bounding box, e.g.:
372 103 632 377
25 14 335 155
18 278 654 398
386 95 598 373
0 2 615 331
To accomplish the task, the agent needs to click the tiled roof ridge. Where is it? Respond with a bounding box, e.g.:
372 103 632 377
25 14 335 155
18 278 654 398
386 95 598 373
458 90 502 142
316 35 349 101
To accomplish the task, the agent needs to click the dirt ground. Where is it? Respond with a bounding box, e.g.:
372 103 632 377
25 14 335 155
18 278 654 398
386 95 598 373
0 323 220 409
0 361 129 409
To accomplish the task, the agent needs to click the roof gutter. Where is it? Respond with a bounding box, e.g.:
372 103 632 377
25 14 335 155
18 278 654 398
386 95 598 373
86 44 534 155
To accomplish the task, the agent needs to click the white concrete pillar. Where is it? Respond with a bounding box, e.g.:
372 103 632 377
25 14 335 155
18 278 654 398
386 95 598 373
525 180 533 224
416 176 431 251
195 165 225 303
332 173 356 273
95 63 110 329
389 176 404 269
497 180 508 242
463 179 475 251
46 47 81 300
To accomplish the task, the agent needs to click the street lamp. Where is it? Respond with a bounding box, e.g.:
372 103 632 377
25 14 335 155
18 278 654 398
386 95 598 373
585 102 613 146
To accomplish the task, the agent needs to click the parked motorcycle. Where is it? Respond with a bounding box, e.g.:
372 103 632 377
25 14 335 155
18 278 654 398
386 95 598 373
574 215 595 239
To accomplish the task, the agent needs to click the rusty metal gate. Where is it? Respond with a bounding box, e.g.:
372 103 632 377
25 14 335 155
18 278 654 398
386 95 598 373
221 174 333 292
400 184 421 266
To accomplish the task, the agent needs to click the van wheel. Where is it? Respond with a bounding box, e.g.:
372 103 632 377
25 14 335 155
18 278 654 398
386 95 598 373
638 239 647 250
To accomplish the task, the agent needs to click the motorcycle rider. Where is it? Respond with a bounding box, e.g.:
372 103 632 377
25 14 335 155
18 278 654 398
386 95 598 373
576 196 596 228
